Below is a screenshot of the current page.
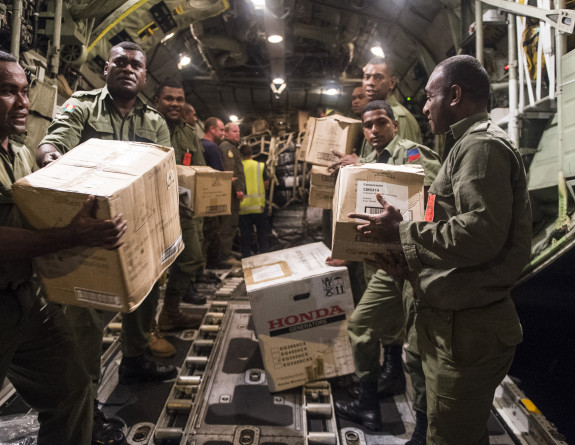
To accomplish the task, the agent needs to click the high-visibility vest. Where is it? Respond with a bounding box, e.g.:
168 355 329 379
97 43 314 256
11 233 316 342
240 159 266 215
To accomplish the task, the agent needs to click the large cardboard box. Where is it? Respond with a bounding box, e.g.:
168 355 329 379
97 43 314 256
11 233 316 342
242 242 355 392
12 139 183 312
304 115 362 167
177 165 232 217
332 163 425 262
308 166 336 209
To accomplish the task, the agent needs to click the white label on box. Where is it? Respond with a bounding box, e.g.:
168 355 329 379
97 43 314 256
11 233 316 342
75 288 122 308
356 181 410 221
162 235 183 264
251 263 287 283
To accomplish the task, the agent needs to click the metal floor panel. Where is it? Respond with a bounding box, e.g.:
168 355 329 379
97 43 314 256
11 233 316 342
0 273 565 445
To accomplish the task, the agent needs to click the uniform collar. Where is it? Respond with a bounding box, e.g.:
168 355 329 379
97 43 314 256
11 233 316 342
374 134 400 162
101 85 147 112
449 112 490 141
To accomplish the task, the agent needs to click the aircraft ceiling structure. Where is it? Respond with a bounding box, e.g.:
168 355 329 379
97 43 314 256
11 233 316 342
50 0 467 125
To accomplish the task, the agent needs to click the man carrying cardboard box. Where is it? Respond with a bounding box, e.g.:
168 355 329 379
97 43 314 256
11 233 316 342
153 80 206 333
0 50 127 445
332 100 440 436
350 55 531 445
37 42 177 444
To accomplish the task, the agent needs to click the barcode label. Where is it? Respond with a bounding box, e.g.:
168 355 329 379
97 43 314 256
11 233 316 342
75 288 121 308
162 235 183 263
206 204 227 213
364 206 384 215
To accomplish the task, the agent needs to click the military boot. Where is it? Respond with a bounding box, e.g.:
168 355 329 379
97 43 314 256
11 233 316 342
92 400 126 445
378 345 406 398
406 410 428 445
335 379 382 431
159 288 203 331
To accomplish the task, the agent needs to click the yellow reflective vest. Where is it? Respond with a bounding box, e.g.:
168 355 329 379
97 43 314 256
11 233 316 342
240 159 266 215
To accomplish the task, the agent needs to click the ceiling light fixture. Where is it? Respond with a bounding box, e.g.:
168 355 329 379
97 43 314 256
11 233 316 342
267 34 283 43
272 77 285 85
251 0 265 10
324 88 340 96
178 55 191 69
161 32 175 43
229 115 239 122
270 81 287 99
370 44 385 58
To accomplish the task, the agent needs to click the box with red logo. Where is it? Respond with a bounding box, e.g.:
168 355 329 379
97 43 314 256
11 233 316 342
242 242 355 392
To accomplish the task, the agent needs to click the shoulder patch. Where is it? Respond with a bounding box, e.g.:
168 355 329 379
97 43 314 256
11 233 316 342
62 103 77 113
407 148 420 162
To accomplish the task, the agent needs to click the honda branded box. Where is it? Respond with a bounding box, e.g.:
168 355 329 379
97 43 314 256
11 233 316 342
242 242 355 392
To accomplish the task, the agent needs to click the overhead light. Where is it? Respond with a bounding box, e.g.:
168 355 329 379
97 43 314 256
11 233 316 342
324 88 340 96
178 55 191 69
229 115 239 122
161 32 175 43
370 44 385 58
272 77 285 85
267 34 283 43
251 0 265 10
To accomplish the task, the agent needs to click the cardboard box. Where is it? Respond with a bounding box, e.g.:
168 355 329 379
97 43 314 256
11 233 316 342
242 242 355 392
13 139 183 312
331 163 425 262
297 116 314 162
177 165 232 217
304 115 362 167
310 165 336 189
308 166 336 209
309 185 335 209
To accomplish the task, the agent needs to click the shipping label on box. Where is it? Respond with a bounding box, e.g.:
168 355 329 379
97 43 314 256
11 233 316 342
177 165 232 217
12 139 183 312
304 115 362 167
242 242 355 392
331 163 425 262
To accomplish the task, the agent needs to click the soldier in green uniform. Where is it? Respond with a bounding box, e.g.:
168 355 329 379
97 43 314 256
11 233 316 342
351 55 531 445
359 57 422 159
218 122 246 267
0 50 127 445
153 80 206 335
37 42 178 444
333 101 440 433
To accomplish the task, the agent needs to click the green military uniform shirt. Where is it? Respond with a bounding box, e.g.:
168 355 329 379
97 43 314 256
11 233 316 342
363 135 440 186
170 119 206 166
400 112 532 310
358 95 422 159
0 141 36 289
40 85 170 151
219 139 246 195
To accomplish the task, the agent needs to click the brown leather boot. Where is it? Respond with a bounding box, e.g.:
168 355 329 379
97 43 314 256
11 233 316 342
158 309 202 331
148 329 176 358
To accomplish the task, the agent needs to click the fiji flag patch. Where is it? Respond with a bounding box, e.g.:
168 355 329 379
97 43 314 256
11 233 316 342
63 103 76 112
407 148 420 162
